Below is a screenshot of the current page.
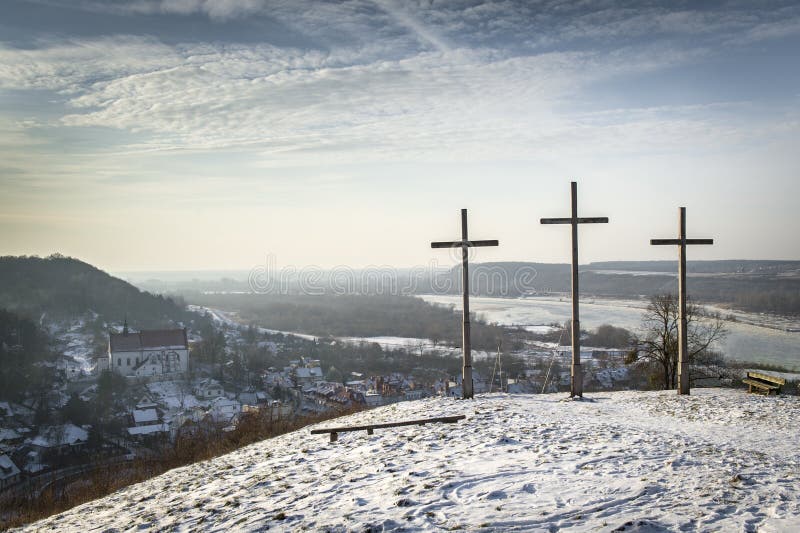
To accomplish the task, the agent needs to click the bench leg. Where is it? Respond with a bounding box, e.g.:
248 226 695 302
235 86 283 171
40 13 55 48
367 428 373 435
330 432 338 443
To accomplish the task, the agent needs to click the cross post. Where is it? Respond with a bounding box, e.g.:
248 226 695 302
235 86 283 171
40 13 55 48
431 208 499 399
650 207 713 395
540 181 608 398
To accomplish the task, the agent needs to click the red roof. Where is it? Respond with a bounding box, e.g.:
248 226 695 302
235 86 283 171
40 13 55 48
110 329 188 352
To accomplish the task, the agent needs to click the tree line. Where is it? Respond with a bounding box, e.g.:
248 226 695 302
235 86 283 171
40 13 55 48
187 293 524 351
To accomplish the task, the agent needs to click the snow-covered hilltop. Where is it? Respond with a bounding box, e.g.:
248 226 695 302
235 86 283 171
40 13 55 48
23 389 800 532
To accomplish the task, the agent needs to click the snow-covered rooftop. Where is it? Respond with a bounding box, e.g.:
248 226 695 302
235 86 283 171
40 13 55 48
132 409 159 425
128 424 169 436
22 389 800 531
29 424 88 448
0 453 20 480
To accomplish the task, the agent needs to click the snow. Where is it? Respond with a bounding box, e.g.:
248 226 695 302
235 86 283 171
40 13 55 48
28 424 88 448
146 381 203 410
0 428 21 442
56 324 96 374
128 424 169 436
132 409 159 425
0 454 20 480
19 388 800 532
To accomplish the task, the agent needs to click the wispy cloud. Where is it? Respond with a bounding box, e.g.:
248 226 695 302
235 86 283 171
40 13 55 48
2 1 798 165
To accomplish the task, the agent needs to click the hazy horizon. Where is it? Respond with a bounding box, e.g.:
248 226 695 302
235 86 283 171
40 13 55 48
2 0 799 271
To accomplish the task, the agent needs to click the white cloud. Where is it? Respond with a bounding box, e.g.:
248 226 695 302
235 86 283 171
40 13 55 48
0 35 782 167
2 1 798 167
0 36 180 91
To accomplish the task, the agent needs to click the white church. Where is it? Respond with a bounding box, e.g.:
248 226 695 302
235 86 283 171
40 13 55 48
108 322 189 377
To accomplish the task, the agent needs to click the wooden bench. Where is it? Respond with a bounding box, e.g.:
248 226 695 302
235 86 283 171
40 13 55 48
310 415 466 442
742 371 785 395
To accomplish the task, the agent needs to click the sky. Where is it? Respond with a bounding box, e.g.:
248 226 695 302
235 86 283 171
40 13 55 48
1 0 799 272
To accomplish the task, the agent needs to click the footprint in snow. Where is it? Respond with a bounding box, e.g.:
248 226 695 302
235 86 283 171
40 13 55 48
612 519 672 532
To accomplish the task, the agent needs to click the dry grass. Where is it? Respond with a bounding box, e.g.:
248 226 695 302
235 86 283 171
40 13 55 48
0 405 363 530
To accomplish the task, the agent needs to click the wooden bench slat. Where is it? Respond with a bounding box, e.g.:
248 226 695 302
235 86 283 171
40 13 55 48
310 415 466 436
742 371 784 395
742 379 779 390
747 371 786 385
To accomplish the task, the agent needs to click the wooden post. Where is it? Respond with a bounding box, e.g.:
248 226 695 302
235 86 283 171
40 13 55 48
541 182 608 398
678 208 688 396
431 209 499 399
461 209 473 400
569 182 581 398
651 207 713 395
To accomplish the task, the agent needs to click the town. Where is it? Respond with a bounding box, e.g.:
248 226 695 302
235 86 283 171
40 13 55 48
0 303 642 498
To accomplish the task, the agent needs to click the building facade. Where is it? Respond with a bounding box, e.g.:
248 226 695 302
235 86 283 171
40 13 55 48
108 326 189 377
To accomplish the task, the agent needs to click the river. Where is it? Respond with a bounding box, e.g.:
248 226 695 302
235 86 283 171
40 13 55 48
420 295 800 370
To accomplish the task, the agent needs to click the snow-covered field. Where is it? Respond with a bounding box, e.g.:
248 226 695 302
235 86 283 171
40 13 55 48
22 389 800 532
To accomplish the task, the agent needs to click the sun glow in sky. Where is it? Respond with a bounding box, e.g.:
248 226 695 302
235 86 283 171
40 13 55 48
1 0 799 271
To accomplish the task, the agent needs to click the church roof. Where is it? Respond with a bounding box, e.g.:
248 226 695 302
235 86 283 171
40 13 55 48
110 329 188 353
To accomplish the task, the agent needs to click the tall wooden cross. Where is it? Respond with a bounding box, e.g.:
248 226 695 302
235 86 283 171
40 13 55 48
431 208 499 399
650 207 713 395
541 181 608 398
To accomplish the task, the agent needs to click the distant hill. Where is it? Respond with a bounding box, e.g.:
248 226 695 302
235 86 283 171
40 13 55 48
418 261 800 315
587 259 800 275
0 255 199 328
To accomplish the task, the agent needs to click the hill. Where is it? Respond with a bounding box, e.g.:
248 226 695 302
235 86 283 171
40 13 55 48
0 255 197 328
22 389 800 531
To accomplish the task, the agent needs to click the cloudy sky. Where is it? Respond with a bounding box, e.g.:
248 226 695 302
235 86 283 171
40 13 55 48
1 0 798 271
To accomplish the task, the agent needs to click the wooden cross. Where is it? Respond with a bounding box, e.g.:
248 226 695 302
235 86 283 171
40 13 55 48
540 181 608 398
431 208 499 399
650 207 713 395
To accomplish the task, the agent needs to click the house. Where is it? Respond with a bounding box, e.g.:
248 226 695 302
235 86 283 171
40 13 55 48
56 356 85 380
127 423 169 440
0 454 21 489
0 428 23 448
207 397 241 424
29 424 89 456
194 378 224 399
292 366 324 386
131 408 160 427
365 392 383 407
108 322 189 377
136 395 159 410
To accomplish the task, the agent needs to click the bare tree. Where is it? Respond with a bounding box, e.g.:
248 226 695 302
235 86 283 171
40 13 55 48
628 294 727 390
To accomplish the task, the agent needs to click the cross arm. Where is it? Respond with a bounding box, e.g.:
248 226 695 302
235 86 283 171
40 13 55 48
431 240 499 249
541 217 609 224
650 239 714 245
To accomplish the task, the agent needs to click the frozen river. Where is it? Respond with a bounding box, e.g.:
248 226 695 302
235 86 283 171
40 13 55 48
420 295 800 370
